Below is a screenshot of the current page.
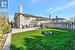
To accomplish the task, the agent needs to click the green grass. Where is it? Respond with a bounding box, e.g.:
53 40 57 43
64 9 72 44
11 29 75 50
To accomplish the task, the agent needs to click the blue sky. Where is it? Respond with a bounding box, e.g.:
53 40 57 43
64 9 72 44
1 0 75 21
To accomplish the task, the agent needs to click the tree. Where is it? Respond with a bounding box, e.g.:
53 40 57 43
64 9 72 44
0 14 11 34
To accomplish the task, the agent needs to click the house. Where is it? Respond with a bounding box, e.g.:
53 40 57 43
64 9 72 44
14 2 67 29
14 13 50 29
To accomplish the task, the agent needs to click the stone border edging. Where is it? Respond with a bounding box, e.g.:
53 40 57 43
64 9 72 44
2 33 11 50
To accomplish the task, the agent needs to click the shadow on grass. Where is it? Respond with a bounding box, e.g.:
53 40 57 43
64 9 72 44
10 45 24 50
24 36 74 50
24 36 52 50
11 36 74 50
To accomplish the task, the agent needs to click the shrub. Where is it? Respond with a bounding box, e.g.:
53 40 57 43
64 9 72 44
0 16 11 34
0 31 3 34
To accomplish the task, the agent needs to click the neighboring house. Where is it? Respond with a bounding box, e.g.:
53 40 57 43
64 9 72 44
51 17 67 23
46 16 68 29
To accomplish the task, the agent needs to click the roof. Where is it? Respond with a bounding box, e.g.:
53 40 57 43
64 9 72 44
15 13 49 19
32 18 49 21
15 13 67 21
51 18 66 20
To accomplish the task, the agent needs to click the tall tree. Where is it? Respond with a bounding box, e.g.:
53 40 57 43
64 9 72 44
0 13 11 34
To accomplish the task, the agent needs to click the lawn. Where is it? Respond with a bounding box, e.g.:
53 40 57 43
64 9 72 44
11 29 75 50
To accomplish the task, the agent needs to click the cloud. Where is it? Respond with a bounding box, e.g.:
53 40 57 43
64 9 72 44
31 0 38 4
48 0 75 14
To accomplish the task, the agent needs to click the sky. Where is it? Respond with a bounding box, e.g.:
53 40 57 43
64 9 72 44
0 0 75 21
